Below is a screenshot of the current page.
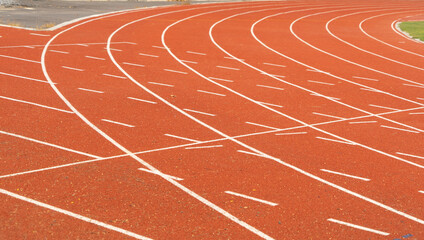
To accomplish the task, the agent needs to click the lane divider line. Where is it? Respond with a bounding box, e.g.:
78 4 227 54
307 80 335 86
352 76 379 82
0 71 50 84
185 145 223 150
148 81 174 87
225 191 278 206
197 90 226 96
49 50 69 54
0 95 73 114
348 120 377 124
263 62 286 68
0 54 41 64
275 131 307 136
320 169 371 181
101 119 135 128
85 55 106 60
123 62 145 67
164 133 202 143
327 218 390 236
127 97 157 104
209 76 234 82
245 121 279 130
380 125 420 133
183 108 216 116
164 69 188 74
138 168 183 181
313 112 346 120
102 73 127 79
62 66 84 71
396 152 424 160
256 84 284 91
217 65 240 70
316 136 356 145
186 50 206 55
369 104 399 111
77 88 104 94
139 52 159 58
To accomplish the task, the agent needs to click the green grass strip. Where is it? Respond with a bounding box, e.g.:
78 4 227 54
399 21 424 42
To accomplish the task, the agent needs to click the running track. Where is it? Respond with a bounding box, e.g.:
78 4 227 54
0 0 423 239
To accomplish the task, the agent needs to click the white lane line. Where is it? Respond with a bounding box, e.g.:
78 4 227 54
0 71 49 84
77 88 103 94
224 56 244 61
237 150 272 159
403 83 424 89
419 190 424 194
352 76 379 82
327 218 389 236
85 55 105 60
256 84 284 91
181 60 197 64
101 119 134 128
307 80 335 86
23 46 35 49
225 191 278 207
209 76 233 82
139 53 158 58
123 62 145 67
164 69 188 74
102 73 126 79
62 66 84 72
263 62 286 68
0 96 73 113
360 87 380 92
127 97 157 104
349 120 377 124
105 47 122 52
183 108 216 116
148 82 174 87
320 169 370 181
197 90 226 96
369 104 399 111
264 73 286 78
30 33 50 37
122 42 137 45
316 136 355 145
0 189 152 240
138 168 183 181
186 50 206 55
152 45 166 49
77 44 89 47
417 97 424 101
409 112 424 115
164 134 201 143
49 50 69 54
310 93 340 101
185 145 223 150
256 101 283 108
0 130 99 159
380 125 420 134
313 112 345 120
245 121 279 130
0 54 41 64
217 65 240 71
396 152 424 160
275 131 307 136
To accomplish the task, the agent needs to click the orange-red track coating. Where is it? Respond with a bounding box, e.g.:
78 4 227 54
0 0 423 239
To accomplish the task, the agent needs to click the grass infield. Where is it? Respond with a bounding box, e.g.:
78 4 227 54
399 21 424 41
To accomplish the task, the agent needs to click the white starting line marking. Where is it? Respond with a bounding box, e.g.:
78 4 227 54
164 69 188 74
86 55 105 60
256 101 283 108
181 60 197 64
225 191 278 207
186 51 206 55
123 62 145 67
30 33 50 37
139 53 158 58
102 73 126 79
197 90 226 97
327 218 389 236
148 82 174 87
263 62 286 68
164 134 201 143
403 83 424 89
275 131 307 136
0 71 49 84
320 169 370 181
185 145 223 150
183 108 216 116
127 97 157 104
307 80 335 86
152 45 166 49
138 168 183 181
237 150 272 159
313 112 345 120
0 189 152 240
316 136 356 145
49 50 69 54
409 112 424 115
245 121 279 130
106 47 122 52
0 54 41 64
0 96 73 113
209 76 233 82
369 104 399 111
352 76 379 81
62 66 84 72
396 152 424 160
256 84 284 91
349 120 377 124
77 88 104 94
380 125 420 134
217 65 240 71
101 119 134 128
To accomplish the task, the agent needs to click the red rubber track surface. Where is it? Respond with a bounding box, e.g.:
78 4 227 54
0 1 423 239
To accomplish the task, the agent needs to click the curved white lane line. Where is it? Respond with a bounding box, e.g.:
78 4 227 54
327 9 424 71
156 4 424 226
107 3 287 240
360 12 424 58
391 14 424 44
290 8 424 87
41 2 255 239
